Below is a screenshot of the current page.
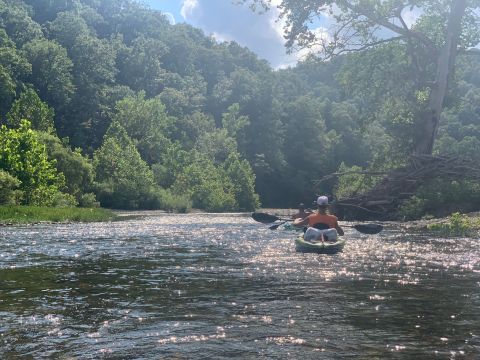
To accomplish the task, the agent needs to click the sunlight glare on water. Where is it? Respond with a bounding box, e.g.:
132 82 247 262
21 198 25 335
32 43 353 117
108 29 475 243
1 212 479 358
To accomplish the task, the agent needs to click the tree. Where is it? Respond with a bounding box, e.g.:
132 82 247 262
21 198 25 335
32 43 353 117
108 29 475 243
0 65 16 115
112 92 175 164
38 132 95 202
0 120 65 205
0 0 43 46
171 154 237 212
23 0 76 23
243 0 480 155
23 38 75 108
0 28 31 115
116 35 168 96
46 10 90 48
223 152 260 211
93 120 158 209
6 88 55 132
0 169 21 204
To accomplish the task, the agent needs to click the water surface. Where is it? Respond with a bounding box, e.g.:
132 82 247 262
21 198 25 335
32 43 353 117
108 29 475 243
1 213 479 359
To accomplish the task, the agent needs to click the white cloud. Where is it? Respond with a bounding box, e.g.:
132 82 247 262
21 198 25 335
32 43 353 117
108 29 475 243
180 0 199 19
163 12 176 25
180 0 294 68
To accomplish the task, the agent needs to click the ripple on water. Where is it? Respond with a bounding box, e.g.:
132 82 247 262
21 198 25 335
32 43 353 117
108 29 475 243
1 213 480 358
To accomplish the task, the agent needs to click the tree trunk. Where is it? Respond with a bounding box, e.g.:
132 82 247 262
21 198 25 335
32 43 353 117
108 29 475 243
414 0 467 155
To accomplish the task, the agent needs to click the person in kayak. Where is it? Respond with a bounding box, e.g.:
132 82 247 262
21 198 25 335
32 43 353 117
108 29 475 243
293 195 344 236
291 203 311 220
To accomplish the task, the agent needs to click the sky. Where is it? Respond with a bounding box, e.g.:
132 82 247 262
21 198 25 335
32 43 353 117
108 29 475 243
143 0 306 69
142 1 425 69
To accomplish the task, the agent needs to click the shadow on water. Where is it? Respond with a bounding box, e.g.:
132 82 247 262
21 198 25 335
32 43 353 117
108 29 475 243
0 213 479 359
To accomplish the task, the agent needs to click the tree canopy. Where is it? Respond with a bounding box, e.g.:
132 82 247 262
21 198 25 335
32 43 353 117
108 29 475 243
0 0 479 217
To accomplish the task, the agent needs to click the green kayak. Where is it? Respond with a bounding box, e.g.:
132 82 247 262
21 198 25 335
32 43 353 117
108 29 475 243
295 235 345 254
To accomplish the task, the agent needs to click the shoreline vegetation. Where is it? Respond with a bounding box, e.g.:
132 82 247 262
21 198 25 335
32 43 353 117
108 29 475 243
0 205 118 225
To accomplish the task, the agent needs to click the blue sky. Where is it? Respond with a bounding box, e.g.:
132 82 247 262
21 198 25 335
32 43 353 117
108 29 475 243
142 0 305 69
141 1 429 69
143 0 182 24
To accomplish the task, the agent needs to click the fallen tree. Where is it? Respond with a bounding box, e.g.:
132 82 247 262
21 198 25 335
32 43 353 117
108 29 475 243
315 155 480 220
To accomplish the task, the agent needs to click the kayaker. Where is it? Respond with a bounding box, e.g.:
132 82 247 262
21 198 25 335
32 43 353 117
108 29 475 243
291 203 311 220
293 195 344 236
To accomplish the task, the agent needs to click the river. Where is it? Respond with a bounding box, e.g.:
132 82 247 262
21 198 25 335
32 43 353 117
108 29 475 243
1 212 479 359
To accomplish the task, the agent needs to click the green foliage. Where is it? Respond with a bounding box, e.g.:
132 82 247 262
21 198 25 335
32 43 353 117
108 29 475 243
145 187 192 213
0 30 31 76
51 191 78 207
0 64 16 114
0 205 117 224
397 196 428 221
172 155 237 212
116 35 168 96
333 162 380 200
22 38 75 107
427 212 480 237
37 132 95 201
151 143 189 188
0 169 21 204
0 29 31 114
158 74 207 117
112 92 174 164
222 103 249 138
70 34 117 89
195 128 237 164
93 121 180 210
398 180 480 220
0 0 43 46
46 10 91 48
78 192 99 208
0 0 479 215
0 120 65 206
7 88 55 132
223 152 260 211
171 112 215 150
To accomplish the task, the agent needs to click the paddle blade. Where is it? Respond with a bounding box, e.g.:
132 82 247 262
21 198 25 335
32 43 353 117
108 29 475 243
353 223 383 234
269 222 285 230
251 212 280 223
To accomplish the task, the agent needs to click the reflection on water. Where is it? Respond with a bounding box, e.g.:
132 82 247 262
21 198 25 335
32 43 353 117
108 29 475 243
1 213 479 359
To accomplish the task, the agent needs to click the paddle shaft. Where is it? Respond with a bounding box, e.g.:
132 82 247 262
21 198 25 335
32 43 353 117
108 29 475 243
252 212 383 234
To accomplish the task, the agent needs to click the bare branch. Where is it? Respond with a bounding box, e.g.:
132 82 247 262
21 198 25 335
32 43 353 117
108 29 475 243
341 1 437 55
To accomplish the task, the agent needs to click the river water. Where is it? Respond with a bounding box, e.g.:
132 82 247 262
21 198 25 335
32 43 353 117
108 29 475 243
0 212 479 359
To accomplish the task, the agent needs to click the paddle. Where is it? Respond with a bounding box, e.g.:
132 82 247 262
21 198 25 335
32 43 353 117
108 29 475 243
251 212 290 223
251 212 384 234
250 212 294 230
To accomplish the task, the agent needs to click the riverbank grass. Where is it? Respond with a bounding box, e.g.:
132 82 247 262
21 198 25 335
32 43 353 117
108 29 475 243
427 212 480 237
0 206 118 225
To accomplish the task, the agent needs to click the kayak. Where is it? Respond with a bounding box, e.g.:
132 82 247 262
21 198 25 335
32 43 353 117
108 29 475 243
295 235 345 254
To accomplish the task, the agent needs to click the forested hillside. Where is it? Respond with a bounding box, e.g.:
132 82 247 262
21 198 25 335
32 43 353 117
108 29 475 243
1 0 479 217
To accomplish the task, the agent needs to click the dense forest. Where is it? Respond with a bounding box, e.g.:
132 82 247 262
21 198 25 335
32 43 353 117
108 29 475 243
0 0 479 218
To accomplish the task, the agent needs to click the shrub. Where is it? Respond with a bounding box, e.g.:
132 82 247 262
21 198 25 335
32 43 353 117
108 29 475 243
78 193 100 208
397 196 428 221
427 212 480 237
398 179 480 220
0 170 22 205
52 192 78 207
0 121 65 206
